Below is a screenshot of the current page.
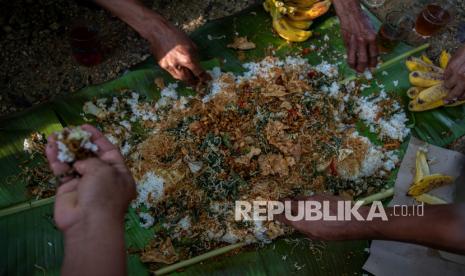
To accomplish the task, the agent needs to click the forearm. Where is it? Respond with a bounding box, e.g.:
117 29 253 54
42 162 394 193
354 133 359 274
62 214 127 276
94 0 167 39
354 204 465 254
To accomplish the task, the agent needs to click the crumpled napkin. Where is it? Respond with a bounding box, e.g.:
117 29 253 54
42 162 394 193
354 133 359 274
363 137 465 276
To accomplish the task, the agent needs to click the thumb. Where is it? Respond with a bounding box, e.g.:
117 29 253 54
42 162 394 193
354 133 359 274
54 180 80 230
73 158 106 176
184 59 206 80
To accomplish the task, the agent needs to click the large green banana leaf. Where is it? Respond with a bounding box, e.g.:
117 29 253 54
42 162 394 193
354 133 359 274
0 105 62 209
1 4 464 276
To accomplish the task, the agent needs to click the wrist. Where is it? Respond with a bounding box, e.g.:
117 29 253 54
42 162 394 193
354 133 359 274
61 209 127 276
64 210 124 243
332 0 363 22
344 206 379 239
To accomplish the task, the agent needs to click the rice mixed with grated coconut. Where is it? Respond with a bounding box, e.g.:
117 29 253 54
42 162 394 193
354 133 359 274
55 127 98 163
131 171 165 209
70 55 411 262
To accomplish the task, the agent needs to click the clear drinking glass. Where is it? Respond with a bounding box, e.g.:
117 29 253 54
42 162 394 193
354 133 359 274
377 11 414 53
70 25 103 67
362 0 386 8
414 0 455 37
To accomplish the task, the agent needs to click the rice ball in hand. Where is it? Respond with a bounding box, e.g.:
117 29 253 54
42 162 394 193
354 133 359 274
55 126 98 163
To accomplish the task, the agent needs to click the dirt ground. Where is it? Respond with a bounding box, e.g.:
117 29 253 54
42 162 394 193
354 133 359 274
1 0 464 152
0 0 258 115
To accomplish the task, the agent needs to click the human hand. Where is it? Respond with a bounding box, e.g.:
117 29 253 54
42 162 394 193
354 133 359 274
141 14 210 86
444 45 465 104
94 0 209 86
276 194 369 240
46 124 136 232
333 0 379 72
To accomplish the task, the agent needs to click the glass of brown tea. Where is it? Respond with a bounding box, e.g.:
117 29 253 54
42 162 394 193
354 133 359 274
377 11 414 53
70 25 103 67
415 1 455 37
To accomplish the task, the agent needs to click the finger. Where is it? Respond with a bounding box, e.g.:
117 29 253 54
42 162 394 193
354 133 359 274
198 71 212 83
356 39 369 73
54 189 79 229
275 213 308 234
56 179 79 195
445 83 465 103
164 65 183 81
444 62 463 89
158 58 182 81
46 134 71 176
180 66 198 86
460 90 465 101
347 35 357 70
184 60 206 80
458 71 465 101
73 157 107 176
368 36 379 68
444 72 458 90
444 67 455 88
173 65 196 84
80 124 125 165
341 30 350 49
80 124 114 153
73 157 134 194
447 48 465 71
55 190 78 210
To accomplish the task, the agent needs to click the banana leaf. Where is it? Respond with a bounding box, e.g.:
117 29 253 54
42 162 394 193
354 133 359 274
174 239 367 276
0 104 62 209
0 202 150 276
1 3 464 276
0 202 63 276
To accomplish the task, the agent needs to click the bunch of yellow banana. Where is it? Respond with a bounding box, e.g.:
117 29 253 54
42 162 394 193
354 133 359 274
406 50 465 112
264 0 331 42
408 149 453 204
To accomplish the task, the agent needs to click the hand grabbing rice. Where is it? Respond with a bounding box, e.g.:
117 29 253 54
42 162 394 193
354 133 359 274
54 126 99 163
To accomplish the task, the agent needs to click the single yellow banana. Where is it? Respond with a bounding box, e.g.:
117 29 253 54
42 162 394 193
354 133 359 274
408 149 454 197
284 17 313 29
409 99 444 112
417 83 449 103
406 57 443 73
288 0 331 21
409 71 443 88
406 87 425 99
408 174 454 196
414 193 447 204
284 0 320 8
414 150 430 183
439 50 451 69
421 54 434 65
272 17 312 42
408 84 448 111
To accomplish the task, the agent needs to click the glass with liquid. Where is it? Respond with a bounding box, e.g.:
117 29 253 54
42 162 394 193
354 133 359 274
70 26 103 67
377 11 413 53
415 2 454 37
362 0 386 8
